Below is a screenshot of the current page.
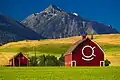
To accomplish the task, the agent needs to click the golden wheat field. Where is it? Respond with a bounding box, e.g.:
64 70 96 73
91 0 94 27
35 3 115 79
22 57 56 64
0 34 120 66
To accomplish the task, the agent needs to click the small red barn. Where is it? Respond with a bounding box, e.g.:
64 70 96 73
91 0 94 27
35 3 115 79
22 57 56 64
9 52 28 66
64 37 105 66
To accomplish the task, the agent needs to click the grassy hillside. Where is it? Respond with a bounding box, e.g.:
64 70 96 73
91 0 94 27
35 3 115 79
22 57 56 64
0 67 119 80
0 34 120 66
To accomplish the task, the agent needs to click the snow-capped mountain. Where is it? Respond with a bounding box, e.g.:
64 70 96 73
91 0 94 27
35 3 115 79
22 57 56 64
22 4 119 38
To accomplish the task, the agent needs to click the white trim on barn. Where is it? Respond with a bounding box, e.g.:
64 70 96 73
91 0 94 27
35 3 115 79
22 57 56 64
100 61 105 66
82 57 94 61
92 40 105 66
13 57 15 66
92 40 106 55
71 60 76 67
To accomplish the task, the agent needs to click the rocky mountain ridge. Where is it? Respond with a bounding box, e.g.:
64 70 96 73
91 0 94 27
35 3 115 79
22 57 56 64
22 4 119 38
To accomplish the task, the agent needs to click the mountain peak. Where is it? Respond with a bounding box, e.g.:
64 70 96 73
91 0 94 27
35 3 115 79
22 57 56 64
48 4 58 9
44 4 62 13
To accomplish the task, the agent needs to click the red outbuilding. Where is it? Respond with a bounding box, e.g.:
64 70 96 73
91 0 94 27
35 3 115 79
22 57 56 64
64 36 105 67
9 52 28 66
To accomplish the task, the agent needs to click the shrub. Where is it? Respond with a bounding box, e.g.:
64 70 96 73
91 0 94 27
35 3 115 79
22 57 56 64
44 55 58 66
37 55 46 66
105 59 111 66
29 56 38 66
58 53 64 66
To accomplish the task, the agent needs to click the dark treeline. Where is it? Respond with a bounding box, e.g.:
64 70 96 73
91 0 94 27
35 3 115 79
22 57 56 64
29 54 64 66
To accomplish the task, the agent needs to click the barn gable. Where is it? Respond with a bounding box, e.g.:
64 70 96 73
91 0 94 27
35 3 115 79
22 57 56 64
64 37 105 66
9 52 28 66
64 38 105 56
9 52 28 61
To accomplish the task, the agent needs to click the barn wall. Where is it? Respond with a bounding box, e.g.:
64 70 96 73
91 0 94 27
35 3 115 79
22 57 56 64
65 54 72 66
17 56 28 66
72 39 104 66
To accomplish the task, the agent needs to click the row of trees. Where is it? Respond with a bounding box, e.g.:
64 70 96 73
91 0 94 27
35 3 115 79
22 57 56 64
29 54 64 66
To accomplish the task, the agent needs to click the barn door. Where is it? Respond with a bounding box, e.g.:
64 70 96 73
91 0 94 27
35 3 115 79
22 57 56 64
71 60 76 67
100 61 105 66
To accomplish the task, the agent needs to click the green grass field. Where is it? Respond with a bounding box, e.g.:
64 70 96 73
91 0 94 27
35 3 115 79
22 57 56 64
0 67 120 80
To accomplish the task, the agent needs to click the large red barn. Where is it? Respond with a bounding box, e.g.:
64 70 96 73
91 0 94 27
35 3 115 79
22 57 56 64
9 52 28 66
64 36 105 66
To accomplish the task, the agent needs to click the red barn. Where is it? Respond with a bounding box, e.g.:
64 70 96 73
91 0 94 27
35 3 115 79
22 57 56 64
9 52 28 66
64 37 105 67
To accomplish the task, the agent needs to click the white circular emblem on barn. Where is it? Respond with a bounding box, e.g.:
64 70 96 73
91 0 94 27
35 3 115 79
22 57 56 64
82 45 96 61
